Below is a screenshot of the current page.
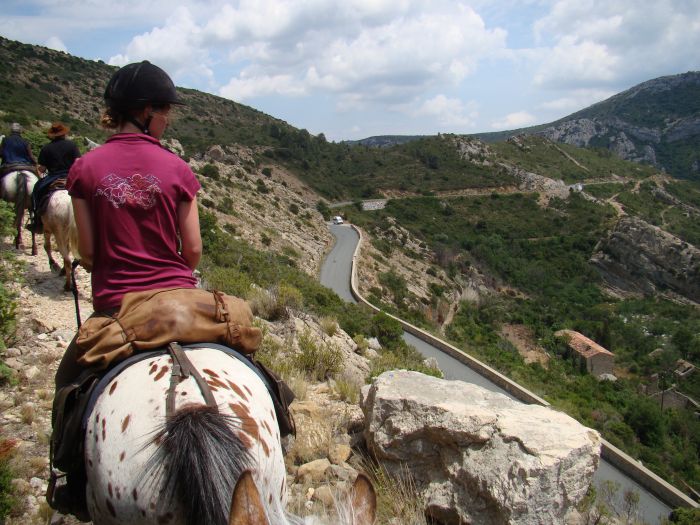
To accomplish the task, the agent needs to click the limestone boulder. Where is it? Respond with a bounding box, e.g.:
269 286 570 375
361 371 601 525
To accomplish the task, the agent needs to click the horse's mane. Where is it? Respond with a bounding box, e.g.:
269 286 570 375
142 405 253 525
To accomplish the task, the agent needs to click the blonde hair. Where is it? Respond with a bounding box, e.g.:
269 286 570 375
100 108 122 130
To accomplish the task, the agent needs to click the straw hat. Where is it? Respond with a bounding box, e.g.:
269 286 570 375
47 122 70 138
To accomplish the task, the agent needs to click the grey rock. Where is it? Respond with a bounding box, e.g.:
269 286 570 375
362 371 600 525
591 216 700 303
4 357 22 370
4 347 21 357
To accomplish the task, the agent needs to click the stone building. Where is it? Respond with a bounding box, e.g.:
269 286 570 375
555 329 615 378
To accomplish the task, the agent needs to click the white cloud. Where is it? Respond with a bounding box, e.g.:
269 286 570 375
45 36 67 53
538 88 616 113
201 2 508 106
532 0 700 89
410 95 478 128
491 111 537 130
219 73 306 100
107 7 214 88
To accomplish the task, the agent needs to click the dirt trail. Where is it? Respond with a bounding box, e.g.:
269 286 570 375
1 229 92 525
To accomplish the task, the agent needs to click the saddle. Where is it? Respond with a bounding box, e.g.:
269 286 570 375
75 287 263 368
0 163 37 177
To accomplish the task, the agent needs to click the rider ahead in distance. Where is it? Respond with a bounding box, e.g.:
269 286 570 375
49 61 202 519
28 122 81 233
0 122 37 177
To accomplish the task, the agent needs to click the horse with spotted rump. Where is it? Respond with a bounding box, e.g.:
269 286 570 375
84 346 376 525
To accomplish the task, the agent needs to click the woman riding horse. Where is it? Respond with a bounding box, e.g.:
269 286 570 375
50 61 202 519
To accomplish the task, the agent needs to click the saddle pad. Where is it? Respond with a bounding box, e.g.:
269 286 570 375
81 343 270 431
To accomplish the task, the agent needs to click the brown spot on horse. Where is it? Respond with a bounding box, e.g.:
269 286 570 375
121 415 131 433
227 380 248 400
154 365 169 381
109 381 118 395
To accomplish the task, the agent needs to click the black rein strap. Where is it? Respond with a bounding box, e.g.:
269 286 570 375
166 342 219 418
70 262 217 417
71 259 81 329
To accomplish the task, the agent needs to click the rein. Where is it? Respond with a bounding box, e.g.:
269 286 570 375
166 342 219 418
70 260 81 329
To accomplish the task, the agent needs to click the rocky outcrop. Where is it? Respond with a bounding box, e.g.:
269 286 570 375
534 72 700 176
506 165 569 200
591 216 700 303
452 136 494 165
361 371 601 525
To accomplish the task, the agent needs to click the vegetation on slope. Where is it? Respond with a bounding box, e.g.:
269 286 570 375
197 209 438 380
0 202 19 520
346 189 700 493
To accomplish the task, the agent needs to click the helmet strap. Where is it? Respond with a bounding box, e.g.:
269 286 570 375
126 115 153 135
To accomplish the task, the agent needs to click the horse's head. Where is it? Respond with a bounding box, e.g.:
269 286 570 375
229 471 377 525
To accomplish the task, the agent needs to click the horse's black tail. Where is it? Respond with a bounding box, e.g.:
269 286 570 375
146 406 252 525
14 171 28 230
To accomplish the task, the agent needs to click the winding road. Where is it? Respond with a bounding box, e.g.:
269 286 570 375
320 222 675 524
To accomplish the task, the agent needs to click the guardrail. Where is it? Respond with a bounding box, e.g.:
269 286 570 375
347 224 698 511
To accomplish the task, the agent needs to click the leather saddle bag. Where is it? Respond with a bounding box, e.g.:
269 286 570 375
76 287 262 369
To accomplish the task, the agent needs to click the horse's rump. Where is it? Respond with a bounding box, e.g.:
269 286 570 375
84 346 285 525
43 190 78 255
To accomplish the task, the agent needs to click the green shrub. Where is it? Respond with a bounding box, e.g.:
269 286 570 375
316 200 331 220
353 334 369 355
200 163 220 180
293 329 343 381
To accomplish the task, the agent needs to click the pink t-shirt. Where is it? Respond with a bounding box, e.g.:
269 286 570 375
66 133 200 311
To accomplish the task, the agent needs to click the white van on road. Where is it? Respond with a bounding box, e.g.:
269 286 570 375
332 216 344 224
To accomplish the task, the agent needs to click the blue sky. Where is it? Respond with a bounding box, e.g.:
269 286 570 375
2 1 699 141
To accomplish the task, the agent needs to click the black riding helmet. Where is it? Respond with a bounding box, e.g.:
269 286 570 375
104 61 184 135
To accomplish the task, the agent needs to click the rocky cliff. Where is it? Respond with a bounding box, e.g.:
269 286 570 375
536 72 700 179
590 216 700 303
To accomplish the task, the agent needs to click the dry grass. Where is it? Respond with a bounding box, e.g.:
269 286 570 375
359 458 430 525
331 376 362 405
286 370 309 401
319 316 338 337
20 403 35 425
247 283 303 321
286 408 334 465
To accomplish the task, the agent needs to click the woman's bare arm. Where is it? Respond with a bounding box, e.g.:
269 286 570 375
178 197 202 270
72 197 94 272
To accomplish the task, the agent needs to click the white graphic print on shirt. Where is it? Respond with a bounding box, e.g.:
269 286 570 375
96 173 162 209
